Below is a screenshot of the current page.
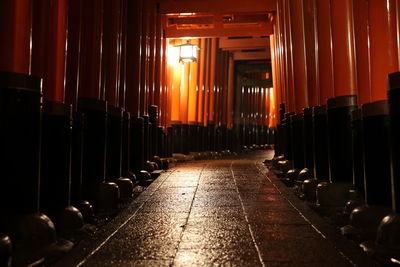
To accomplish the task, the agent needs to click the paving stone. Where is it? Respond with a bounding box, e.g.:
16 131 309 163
61 151 373 267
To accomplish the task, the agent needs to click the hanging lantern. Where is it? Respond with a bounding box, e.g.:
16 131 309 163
178 41 198 63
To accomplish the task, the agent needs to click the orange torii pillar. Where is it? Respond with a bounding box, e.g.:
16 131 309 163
65 0 85 207
140 0 152 163
150 9 164 159
197 38 206 152
203 39 212 150
188 40 199 153
208 38 218 151
119 0 130 176
369 0 399 101
317 0 359 207
30 0 84 226
315 0 334 104
227 53 234 149
180 61 190 154
303 0 318 107
126 0 145 173
102 0 132 199
0 0 44 238
77 0 121 211
282 0 295 113
353 0 371 105
288 0 308 114
287 0 308 170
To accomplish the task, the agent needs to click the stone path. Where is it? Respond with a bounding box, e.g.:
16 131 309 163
57 151 373 267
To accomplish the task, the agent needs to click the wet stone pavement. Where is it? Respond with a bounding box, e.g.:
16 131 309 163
57 151 373 267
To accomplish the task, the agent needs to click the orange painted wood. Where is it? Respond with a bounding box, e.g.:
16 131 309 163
353 0 371 105
197 39 206 125
180 63 190 124
0 0 32 74
289 0 308 113
65 0 82 109
330 0 357 97
203 39 211 126
303 0 318 107
102 0 123 106
125 0 142 117
369 0 399 101
78 0 104 99
315 0 334 103
148 0 156 106
227 54 234 129
140 0 149 115
283 0 295 112
161 34 168 127
154 11 163 114
31 0 68 103
188 40 199 124
119 0 127 109
208 38 217 124
159 0 276 14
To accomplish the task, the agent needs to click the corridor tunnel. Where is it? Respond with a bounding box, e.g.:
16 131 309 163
1 0 400 266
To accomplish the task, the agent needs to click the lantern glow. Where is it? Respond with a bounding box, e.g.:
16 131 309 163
179 42 198 63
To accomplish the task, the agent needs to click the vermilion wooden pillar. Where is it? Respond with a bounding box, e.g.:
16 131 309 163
203 39 211 126
303 0 318 107
289 0 308 113
140 0 149 116
209 38 217 124
330 0 357 96
369 0 399 101
283 0 295 112
102 0 122 107
125 0 142 117
148 0 156 106
65 0 82 109
78 0 103 99
227 54 234 129
119 0 127 109
180 63 190 124
31 0 68 103
275 1 286 109
188 45 199 125
154 10 163 117
0 0 32 74
316 0 334 103
197 39 206 125
354 0 371 105
161 32 168 127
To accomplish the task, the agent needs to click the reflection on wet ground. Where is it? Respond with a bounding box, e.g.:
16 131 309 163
58 151 373 267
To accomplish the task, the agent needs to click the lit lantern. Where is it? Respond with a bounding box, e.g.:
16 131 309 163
178 41 198 63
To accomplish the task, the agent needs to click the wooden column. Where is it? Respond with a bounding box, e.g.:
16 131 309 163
119 0 127 109
0 0 32 74
31 0 68 102
316 0 334 103
140 0 149 115
78 0 103 99
303 0 318 107
65 0 82 109
148 0 156 106
289 0 309 113
197 38 206 126
330 0 357 96
369 0 399 101
188 40 199 125
125 0 142 117
102 0 122 107
354 0 371 105
203 39 211 126
209 38 217 123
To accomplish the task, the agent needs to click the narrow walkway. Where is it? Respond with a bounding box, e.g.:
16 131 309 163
58 151 373 267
